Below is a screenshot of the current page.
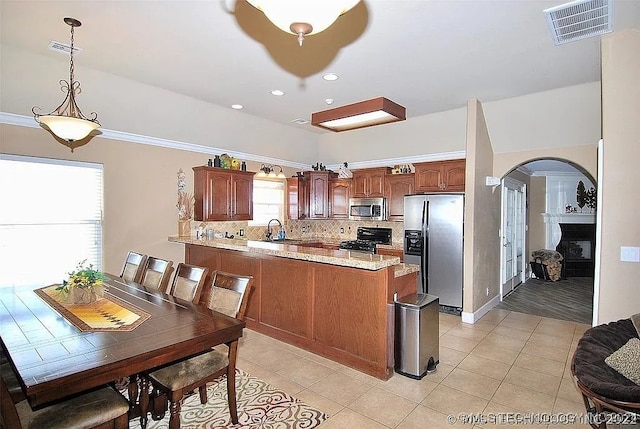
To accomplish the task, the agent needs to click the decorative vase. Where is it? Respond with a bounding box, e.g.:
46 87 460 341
178 219 191 237
68 287 100 304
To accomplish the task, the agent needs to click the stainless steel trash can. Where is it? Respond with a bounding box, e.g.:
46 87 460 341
394 293 439 379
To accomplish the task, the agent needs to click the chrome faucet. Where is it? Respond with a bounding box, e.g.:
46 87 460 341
265 218 283 241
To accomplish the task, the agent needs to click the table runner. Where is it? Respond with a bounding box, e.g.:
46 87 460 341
35 284 151 332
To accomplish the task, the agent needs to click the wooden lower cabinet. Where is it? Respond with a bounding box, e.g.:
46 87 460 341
184 244 412 379
260 259 311 338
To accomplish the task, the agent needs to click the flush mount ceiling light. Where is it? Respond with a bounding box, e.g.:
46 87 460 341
32 17 100 151
246 0 360 46
311 97 406 132
256 164 286 178
544 0 613 45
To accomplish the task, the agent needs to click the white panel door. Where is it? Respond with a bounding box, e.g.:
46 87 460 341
501 178 526 298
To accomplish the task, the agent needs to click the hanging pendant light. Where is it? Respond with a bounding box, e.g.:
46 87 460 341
32 17 100 151
246 0 360 46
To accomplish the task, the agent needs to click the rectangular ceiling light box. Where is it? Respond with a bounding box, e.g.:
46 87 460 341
311 97 406 132
544 0 613 45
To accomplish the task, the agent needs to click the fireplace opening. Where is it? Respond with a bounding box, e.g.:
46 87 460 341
565 241 592 260
556 223 596 277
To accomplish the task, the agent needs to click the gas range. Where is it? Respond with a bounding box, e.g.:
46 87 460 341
339 239 377 254
339 227 392 254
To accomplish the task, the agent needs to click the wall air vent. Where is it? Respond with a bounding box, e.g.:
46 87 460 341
291 118 309 125
48 41 81 55
544 0 613 45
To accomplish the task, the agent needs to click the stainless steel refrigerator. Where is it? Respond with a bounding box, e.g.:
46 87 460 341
403 194 464 311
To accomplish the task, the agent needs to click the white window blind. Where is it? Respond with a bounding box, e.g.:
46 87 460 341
249 179 285 226
0 154 103 287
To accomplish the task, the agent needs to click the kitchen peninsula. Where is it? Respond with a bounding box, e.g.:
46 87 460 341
169 236 418 379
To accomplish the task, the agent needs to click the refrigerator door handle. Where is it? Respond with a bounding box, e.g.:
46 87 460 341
423 200 429 294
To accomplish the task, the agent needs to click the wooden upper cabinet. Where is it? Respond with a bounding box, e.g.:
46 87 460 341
385 173 415 221
352 167 390 197
329 178 351 219
286 177 308 220
193 166 254 221
306 171 335 219
414 159 466 192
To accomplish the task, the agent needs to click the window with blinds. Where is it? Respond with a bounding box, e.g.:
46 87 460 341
249 179 285 226
0 154 103 287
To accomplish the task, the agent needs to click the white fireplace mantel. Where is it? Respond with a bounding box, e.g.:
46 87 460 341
542 213 596 249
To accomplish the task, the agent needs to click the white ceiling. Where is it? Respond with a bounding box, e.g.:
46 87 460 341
1 0 639 139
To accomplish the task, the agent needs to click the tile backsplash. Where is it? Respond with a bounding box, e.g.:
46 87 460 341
191 219 404 245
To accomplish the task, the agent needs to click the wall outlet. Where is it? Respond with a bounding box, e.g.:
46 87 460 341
486 287 490 296
340 227 344 233
239 229 244 236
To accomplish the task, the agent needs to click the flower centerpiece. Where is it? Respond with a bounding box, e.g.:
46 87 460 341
56 260 105 304
177 168 195 236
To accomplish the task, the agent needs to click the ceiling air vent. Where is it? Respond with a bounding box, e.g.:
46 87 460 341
48 41 81 55
544 0 613 45
291 118 309 125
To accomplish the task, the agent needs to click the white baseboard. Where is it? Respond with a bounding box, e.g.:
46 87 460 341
461 295 501 324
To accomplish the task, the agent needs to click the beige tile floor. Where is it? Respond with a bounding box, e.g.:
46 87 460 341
236 309 635 429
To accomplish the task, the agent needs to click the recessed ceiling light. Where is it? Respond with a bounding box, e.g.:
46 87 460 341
231 104 243 110
323 73 339 81
271 90 285 96
325 98 334 105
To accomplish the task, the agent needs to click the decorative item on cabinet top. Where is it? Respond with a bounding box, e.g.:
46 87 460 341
338 162 353 178
312 162 328 171
391 164 413 174
207 154 242 170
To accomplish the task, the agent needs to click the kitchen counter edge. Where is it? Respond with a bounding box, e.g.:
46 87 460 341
169 236 416 274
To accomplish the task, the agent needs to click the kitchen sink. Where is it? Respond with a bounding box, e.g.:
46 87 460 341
262 238 295 242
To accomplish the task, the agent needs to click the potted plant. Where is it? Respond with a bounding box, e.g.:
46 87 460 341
57 260 105 304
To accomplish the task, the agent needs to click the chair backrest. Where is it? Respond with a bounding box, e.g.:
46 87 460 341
166 263 209 304
0 375 21 428
140 256 173 292
207 271 254 320
120 251 148 283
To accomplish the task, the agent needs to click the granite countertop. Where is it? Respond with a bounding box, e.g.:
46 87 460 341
169 236 414 272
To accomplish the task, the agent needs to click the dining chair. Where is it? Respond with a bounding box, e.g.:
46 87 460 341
165 263 209 304
139 270 254 429
0 376 130 429
1 362 25 404
139 256 173 292
120 250 148 283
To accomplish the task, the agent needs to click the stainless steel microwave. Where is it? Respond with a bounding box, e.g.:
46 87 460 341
349 197 387 221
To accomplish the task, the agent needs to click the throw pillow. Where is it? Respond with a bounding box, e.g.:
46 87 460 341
605 337 640 385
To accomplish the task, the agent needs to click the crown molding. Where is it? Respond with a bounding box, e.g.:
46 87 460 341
2 112 466 172
326 151 466 171
0 112 307 169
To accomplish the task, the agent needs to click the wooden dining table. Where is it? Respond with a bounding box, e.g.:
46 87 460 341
0 273 245 415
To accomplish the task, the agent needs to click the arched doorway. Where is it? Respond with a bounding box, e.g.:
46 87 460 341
496 157 597 324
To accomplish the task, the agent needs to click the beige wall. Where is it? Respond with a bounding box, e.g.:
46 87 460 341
316 83 600 167
598 29 640 323
0 124 265 276
1 45 319 164
493 145 597 179
529 176 547 254
463 100 501 316
483 82 601 153
317 107 467 164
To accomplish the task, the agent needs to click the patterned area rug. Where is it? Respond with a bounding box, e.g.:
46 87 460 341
128 369 328 429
